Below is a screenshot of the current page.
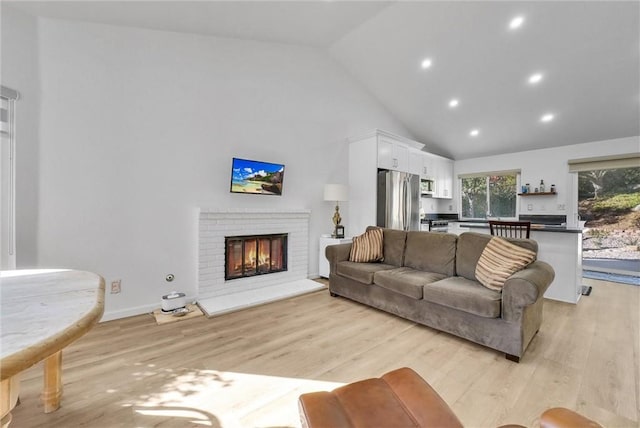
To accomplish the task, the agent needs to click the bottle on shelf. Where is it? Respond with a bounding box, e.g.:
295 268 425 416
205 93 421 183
525 183 531 193
551 184 556 193
539 180 545 193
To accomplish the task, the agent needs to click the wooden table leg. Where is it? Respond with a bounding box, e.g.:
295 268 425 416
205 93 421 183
1 375 20 428
41 351 63 413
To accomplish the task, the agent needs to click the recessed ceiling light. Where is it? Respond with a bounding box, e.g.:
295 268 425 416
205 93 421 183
540 113 554 122
469 129 480 137
528 73 543 84
421 58 433 69
509 16 525 30
448 99 459 108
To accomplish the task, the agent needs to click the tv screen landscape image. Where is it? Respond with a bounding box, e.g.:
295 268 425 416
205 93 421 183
230 158 285 195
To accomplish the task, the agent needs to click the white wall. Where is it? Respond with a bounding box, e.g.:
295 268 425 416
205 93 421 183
7 12 637 320
1 5 40 267
26 18 409 320
453 136 640 222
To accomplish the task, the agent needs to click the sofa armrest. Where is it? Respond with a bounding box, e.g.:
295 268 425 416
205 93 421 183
325 243 352 276
501 260 555 322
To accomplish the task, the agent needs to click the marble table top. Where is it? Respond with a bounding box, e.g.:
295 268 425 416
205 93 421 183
0 269 105 379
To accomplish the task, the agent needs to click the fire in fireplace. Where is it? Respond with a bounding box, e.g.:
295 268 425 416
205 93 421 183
225 233 288 280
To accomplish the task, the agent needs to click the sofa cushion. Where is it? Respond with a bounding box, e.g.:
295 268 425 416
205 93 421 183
456 232 538 281
374 267 447 299
423 276 502 318
404 232 457 276
377 228 407 267
475 237 537 291
350 227 384 263
336 261 396 285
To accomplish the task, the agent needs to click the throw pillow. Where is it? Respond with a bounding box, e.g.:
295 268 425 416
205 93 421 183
475 237 536 291
349 228 384 263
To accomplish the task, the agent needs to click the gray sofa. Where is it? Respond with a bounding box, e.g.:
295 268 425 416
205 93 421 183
325 228 555 362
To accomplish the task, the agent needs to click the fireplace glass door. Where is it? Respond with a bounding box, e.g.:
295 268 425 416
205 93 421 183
225 233 287 280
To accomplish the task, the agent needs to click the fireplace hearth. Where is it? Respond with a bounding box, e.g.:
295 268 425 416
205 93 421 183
225 233 288 280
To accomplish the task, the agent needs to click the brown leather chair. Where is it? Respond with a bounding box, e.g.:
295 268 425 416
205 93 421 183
540 407 603 428
298 367 463 428
489 220 531 239
298 367 603 428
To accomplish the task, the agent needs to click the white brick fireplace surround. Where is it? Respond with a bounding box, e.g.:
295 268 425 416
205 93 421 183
198 208 323 316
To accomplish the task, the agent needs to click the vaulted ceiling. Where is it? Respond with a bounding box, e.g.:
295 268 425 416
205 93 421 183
6 1 640 159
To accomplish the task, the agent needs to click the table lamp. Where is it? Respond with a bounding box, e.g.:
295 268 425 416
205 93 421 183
323 184 348 238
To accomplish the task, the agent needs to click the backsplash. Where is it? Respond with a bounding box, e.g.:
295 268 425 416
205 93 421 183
421 214 568 224
519 215 567 225
423 213 460 221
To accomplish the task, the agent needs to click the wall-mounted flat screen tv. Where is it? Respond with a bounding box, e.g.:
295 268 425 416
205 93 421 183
230 158 285 195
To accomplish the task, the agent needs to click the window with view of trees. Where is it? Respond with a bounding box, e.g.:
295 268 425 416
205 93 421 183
577 166 639 270
461 173 518 219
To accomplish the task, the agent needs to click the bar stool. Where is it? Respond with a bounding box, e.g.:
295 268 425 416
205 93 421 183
489 220 531 239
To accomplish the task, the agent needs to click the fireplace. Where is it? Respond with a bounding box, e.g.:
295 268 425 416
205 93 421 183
225 233 288 280
199 209 318 315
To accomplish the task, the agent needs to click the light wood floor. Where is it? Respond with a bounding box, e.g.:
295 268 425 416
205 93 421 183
10 278 639 427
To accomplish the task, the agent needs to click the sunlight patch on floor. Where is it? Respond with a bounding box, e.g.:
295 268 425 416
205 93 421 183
135 408 214 426
133 369 345 427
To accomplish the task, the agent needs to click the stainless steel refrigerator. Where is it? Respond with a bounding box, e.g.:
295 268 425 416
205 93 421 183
377 170 420 231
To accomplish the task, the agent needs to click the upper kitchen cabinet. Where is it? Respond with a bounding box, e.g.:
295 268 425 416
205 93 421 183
351 129 424 174
408 149 423 176
412 150 435 178
377 135 410 171
433 156 453 199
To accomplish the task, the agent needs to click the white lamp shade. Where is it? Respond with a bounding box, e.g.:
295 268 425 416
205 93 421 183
323 184 348 202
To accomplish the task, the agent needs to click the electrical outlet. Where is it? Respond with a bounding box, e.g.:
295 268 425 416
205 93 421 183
448 205 453 211
527 204 533 211
110 279 121 294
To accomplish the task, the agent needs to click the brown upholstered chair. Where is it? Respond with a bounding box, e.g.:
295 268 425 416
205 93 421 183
298 367 463 428
539 407 603 428
298 367 603 428
489 220 531 239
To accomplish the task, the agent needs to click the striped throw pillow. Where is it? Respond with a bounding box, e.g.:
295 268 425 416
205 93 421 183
475 237 536 291
349 228 384 263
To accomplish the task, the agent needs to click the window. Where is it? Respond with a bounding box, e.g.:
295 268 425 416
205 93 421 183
460 172 518 219
1 85 19 269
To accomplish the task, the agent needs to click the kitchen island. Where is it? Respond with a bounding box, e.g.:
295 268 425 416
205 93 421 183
449 222 583 304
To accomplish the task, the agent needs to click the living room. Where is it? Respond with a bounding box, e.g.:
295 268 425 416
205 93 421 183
1 1 639 427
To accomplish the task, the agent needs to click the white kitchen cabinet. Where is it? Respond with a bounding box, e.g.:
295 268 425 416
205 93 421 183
421 153 435 179
319 236 352 278
409 149 424 176
433 156 453 199
377 137 394 170
377 136 409 171
413 150 436 178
